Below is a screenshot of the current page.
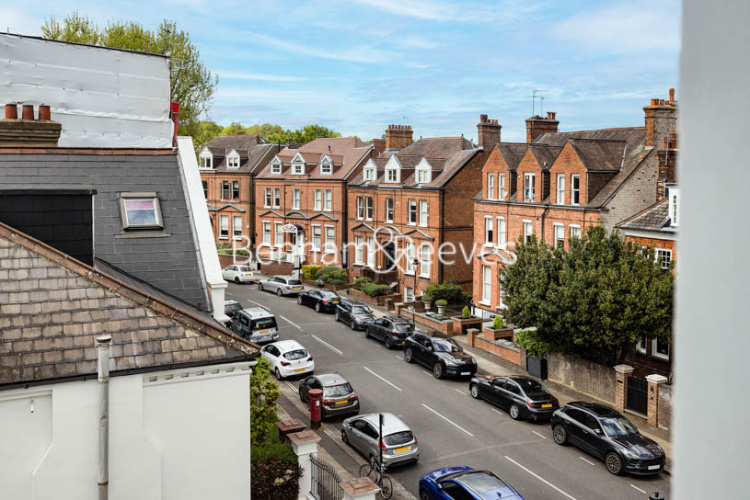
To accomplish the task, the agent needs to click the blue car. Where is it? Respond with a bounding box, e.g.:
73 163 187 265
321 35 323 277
419 467 524 500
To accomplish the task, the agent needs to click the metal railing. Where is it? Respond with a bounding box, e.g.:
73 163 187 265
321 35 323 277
309 453 343 500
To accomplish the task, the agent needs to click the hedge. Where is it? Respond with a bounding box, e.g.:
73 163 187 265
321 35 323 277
360 282 392 297
424 282 466 305
301 265 321 280
354 277 373 291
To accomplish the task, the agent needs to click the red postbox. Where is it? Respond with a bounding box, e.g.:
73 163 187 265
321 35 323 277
309 388 323 429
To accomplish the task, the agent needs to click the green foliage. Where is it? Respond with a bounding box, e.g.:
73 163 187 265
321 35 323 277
42 14 217 135
216 242 249 256
500 226 674 365
361 283 391 297
250 358 281 445
267 124 341 145
251 457 302 500
462 306 471 319
315 266 346 283
492 315 505 330
515 330 550 358
327 278 346 285
422 293 433 302
354 277 373 291
301 265 322 280
183 120 223 148
435 299 448 307
252 426 298 465
424 282 465 305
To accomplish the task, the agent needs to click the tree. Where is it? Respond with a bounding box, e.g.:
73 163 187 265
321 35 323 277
500 226 673 366
250 358 281 445
181 120 223 148
266 124 341 145
41 14 217 136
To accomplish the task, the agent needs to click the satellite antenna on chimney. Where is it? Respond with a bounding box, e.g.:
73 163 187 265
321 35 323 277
532 89 549 117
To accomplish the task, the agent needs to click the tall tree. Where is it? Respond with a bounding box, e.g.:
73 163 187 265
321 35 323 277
500 226 673 365
182 120 223 148
41 14 217 136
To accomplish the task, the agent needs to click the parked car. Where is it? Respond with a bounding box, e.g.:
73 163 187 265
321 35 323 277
260 340 315 380
365 316 413 349
258 275 304 296
404 332 477 379
469 375 559 420
224 299 243 319
229 307 279 344
334 300 375 330
419 467 524 500
551 401 666 476
222 265 255 284
341 413 419 468
298 289 341 312
298 373 360 418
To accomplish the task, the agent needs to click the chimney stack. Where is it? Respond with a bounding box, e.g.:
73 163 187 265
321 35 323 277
0 103 62 147
526 112 559 143
477 114 501 151
385 124 414 150
644 89 678 148
371 137 386 157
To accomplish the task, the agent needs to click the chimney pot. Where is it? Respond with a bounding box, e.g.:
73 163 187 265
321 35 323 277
480 114 488 123
4 104 18 120
38 105 51 121
22 104 34 120
669 88 675 102
651 98 658 106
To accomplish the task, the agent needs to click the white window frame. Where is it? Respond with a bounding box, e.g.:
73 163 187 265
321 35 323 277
652 338 670 361
385 198 394 223
481 265 492 305
669 187 680 227
354 236 364 264
487 173 495 200
365 197 373 220
221 180 230 200
324 226 336 253
484 216 494 245
554 223 565 248
292 189 300 210
416 167 431 184
523 173 536 202
496 217 506 249
404 286 414 302
262 221 271 245
227 153 240 169
292 160 305 175
219 215 229 240
264 188 272 208
656 248 673 271
367 237 376 268
636 338 648 354
408 200 417 225
405 242 416 274
498 173 506 200
556 174 565 205
312 225 322 251
570 224 581 241
523 220 533 244
324 189 332 211
386 168 399 183
320 158 333 175
270 158 282 174
273 188 281 208
233 216 243 240
232 180 240 200
199 151 213 170
419 244 431 278
419 200 428 227
274 222 283 248
314 190 322 211
364 166 376 181
356 196 364 220
571 174 581 205
119 193 164 230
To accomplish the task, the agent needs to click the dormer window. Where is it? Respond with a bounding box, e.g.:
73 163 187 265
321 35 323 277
199 149 213 169
271 158 282 174
320 157 333 175
363 160 376 181
385 157 401 183
668 186 679 227
227 151 240 168
291 155 305 175
415 159 432 184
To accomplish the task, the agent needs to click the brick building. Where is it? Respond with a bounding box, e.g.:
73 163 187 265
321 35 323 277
346 117 499 300
473 91 678 318
253 137 373 273
198 135 281 247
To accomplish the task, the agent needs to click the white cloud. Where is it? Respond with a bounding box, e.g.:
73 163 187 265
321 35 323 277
216 71 307 82
350 0 534 23
217 88 338 104
552 0 681 53
403 36 439 49
242 32 387 64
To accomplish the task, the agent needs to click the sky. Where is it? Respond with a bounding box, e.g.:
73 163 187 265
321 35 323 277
2 0 681 143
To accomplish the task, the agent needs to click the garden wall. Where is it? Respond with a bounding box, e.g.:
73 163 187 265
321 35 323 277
468 331 521 366
546 352 616 404
658 383 673 431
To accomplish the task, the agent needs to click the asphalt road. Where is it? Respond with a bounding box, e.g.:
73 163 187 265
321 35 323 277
228 282 671 500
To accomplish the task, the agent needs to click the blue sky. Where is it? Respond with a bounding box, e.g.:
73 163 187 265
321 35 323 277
3 0 681 142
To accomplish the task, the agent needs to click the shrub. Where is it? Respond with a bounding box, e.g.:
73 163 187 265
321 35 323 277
435 299 448 307
424 282 465 305
327 278 346 285
325 268 347 283
251 456 302 500
361 283 391 297
301 265 321 280
422 293 433 302
515 329 551 358
354 276 372 291
315 265 339 280
462 306 471 319
492 315 505 330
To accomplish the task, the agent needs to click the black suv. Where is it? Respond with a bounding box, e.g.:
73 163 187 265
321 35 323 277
335 300 375 330
365 317 413 349
404 332 477 379
551 402 666 476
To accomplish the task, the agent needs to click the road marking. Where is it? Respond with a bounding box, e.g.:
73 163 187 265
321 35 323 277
285 381 297 392
363 367 402 392
630 485 647 495
455 388 467 396
422 370 431 376
248 299 267 308
532 431 547 440
421 404 474 437
579 457 596 466
491 408 504 417
280 315 303 331
505 456 578 500
395 355 403 360
312 335 343 356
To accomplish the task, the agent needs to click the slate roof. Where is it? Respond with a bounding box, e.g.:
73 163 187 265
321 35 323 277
616 198 674 233
529 145 564 170
496 143 529 170
0 221 257 388
568 139 627 171
200 136 278 174
0 148 211 311
256 137 372 180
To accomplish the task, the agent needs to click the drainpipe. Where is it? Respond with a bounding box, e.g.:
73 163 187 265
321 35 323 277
96 334 112 500
540 204 550 246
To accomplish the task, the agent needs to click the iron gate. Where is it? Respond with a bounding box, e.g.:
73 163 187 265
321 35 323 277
627 376 648 416
310 453 343 500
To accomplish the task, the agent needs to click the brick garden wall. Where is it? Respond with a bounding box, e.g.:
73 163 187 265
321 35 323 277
658 383 673 431
546 352 616 404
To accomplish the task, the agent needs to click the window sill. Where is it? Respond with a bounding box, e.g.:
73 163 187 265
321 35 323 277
218 236 229 240
479 300 491 306
117 230 171 239
419 274 430 279
407 223 416 227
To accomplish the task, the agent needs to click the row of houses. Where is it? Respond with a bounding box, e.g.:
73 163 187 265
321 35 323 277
201 93 679 372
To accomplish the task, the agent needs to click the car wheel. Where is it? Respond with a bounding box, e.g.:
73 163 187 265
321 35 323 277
509 404 521 420
605 452 624 475
364 327 371 339
553 424 568 445
315 302 321 312
276 288 283 296
419 489 430 500
335 311 340 322
274 368 283 380
258 283 263 291
297 295 303 305
341 428 349 445
298 388 305 402
433 362 444 379
404 347 414 363
470 384 480 399
384 336 393 349
234 277 240 284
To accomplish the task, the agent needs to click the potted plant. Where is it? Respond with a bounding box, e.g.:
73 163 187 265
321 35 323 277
435 299 447 315
423 293 434 311
484 315 513 341
462 306 471 319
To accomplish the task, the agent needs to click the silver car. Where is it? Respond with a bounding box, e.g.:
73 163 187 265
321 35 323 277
258 275 304 296
341 413 419 468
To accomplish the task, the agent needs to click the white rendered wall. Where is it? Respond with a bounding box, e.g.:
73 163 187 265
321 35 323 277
0 362 252 500
675 1 750 498
0 34 172 148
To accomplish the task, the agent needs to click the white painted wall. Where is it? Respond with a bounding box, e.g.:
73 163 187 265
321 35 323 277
0 362 252 500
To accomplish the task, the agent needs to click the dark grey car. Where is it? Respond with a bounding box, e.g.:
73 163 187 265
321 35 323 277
365 317 413 349
335 300 375 330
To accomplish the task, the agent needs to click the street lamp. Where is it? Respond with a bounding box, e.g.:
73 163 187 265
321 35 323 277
412 258 419 332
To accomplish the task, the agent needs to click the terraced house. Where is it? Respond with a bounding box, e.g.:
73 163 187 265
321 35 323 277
254 137 373 274
198 135 281 246
473 91 678 318
347 117 499 301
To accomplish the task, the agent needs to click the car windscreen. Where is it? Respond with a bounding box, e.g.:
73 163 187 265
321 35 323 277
351 306 372 315
284 349 308 361
457 472 507 494
251 317 277 330
225 303 242 313
383 430 413 446
600 416 639 437
239 266 253 272
433 339 460 352
394 323 413 333
323 383 353 397
516 380 551 398
287 279 302 285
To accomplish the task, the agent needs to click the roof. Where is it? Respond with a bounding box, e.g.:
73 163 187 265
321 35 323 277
256 137 372 180
358 413 410 434
568 139 627 171
616 198 674 233
240 307 274 319
201 136 278 174
529 145 564 170
0 149 211 311
0 221 257 388
569 401 619 416
270 340 305 353
496 143 533 170
317 373 349 386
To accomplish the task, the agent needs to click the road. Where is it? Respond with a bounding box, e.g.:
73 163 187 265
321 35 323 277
228 282 671 500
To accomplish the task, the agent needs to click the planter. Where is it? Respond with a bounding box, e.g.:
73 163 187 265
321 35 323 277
484 326 514 341
451 316 483 335
437 305 446 315
527 356 548 380
424 301 433 311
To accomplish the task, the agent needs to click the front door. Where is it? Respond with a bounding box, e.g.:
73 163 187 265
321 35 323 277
383 242 396 271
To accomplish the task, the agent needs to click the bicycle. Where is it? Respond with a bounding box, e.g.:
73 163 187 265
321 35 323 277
358 460 393 499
